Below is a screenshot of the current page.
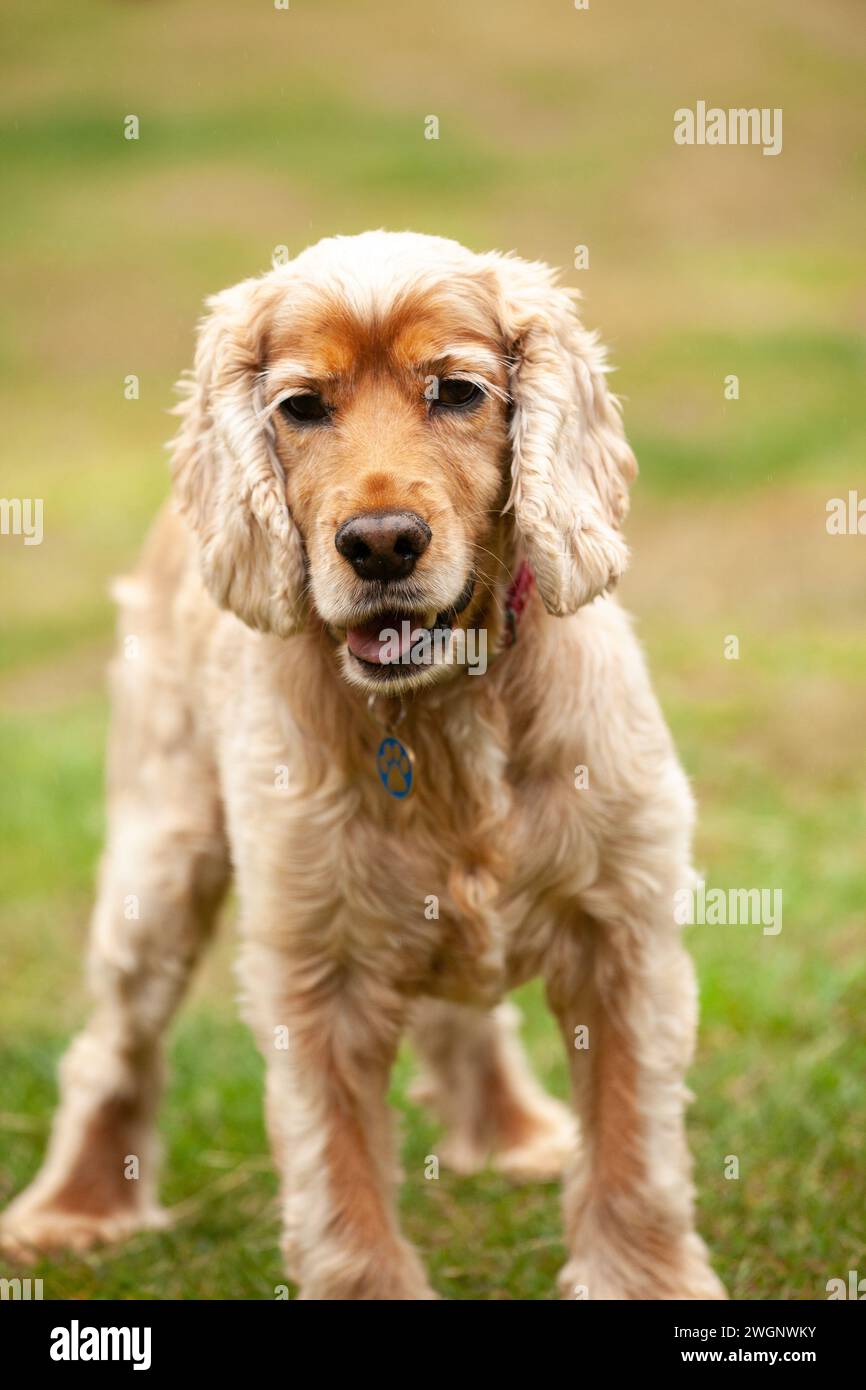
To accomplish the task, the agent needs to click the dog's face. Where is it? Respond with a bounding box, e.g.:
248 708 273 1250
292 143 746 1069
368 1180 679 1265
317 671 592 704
266 270 511 693
172 232 637 693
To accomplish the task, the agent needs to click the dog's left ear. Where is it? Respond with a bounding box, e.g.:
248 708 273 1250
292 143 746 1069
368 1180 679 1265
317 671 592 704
170 275 308 637
490 255 637 616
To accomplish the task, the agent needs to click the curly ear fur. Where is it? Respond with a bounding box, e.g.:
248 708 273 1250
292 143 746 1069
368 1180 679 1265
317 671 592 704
171 278 307 636
491 256 637 616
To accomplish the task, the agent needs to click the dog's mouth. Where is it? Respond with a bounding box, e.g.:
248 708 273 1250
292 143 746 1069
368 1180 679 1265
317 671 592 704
343 575 476 677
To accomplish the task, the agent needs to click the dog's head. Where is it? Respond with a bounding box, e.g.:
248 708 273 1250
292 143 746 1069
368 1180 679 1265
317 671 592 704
172 231 636 693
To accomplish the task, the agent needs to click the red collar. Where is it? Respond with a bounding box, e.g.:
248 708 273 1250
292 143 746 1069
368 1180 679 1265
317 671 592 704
502 560 535 648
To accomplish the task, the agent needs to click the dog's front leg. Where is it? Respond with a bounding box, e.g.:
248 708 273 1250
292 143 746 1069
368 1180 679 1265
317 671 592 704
240 939 435 1301
0 663 228 1261
544 897 727 1301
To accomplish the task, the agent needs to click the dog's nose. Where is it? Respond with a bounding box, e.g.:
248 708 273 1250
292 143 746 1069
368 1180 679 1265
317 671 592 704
334 511 431 582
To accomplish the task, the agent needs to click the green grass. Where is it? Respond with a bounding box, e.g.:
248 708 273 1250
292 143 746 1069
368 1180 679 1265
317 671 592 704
626 331 866 494
1 0 864 1299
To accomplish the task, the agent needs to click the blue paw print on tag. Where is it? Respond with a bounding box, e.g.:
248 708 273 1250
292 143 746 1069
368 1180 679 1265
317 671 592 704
377 736 413 799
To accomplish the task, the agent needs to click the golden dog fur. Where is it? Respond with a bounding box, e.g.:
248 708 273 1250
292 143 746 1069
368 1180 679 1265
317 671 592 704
1 231 725 1300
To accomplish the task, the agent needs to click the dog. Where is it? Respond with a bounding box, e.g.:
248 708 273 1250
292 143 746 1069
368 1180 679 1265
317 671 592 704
1 231 725 1300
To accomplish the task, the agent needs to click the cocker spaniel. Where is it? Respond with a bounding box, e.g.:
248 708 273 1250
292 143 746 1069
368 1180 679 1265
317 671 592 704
1 231 725 1300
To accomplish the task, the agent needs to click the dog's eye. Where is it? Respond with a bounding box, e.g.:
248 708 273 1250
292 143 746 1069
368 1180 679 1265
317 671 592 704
280 393 330 424
434 379 483 409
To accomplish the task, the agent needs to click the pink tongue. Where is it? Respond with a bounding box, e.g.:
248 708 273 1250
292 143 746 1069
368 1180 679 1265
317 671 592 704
346 616 423 665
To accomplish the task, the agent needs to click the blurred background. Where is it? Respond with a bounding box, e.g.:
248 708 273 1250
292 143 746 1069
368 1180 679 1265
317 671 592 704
1 0 863 1299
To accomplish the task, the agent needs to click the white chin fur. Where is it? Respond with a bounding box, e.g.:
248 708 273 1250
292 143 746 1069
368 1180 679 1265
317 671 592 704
339 646 448 694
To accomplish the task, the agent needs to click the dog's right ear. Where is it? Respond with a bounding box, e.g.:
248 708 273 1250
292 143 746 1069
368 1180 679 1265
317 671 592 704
170 277 307 637
488 254 637 617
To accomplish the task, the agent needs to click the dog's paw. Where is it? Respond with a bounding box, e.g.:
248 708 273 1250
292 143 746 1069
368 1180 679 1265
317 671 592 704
296 1247 439 1300
493 1099 576 1183
0 1199 170 1262
557 1236 728 1300
377 738 413 798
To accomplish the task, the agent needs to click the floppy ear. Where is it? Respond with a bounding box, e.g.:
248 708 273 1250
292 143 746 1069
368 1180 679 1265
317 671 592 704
170 277 307 637
492 255 637 616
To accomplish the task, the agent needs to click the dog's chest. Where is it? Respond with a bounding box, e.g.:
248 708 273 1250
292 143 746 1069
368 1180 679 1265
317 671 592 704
330 752 578 1004
234 680 590 1004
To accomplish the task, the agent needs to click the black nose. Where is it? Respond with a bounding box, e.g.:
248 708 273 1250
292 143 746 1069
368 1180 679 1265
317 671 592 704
334 510 432 582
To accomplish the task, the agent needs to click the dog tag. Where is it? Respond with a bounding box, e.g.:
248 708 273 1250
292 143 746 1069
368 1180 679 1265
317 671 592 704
376 735 415 800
